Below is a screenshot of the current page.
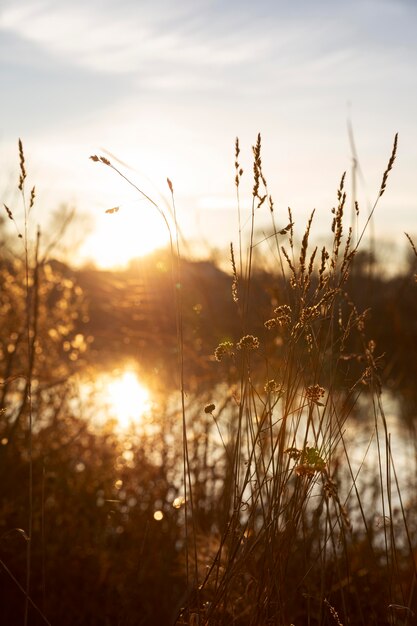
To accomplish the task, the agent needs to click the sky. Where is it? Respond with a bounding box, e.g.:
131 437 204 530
1 0 416 267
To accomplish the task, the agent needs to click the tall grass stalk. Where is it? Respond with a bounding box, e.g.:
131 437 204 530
1 134 415 625
90 156 201 615
175 132 415 625
18 139 36 626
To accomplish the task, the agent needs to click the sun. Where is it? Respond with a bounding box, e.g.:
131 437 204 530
106 370 151 429
84 202 171 268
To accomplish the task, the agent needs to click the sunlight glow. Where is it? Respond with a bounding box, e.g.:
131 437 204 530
86 206 170 268
106 371 151 429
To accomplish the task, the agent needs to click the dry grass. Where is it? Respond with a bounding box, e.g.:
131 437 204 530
0 135 416 626
174 133 416 625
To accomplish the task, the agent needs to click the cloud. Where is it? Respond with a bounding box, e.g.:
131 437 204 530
2 0 416 106
1 1 153 74
0 0 273 76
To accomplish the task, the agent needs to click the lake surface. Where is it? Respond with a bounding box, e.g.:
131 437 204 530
75 366 416 519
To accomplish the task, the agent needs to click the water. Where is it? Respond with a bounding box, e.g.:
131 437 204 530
72 366 416 527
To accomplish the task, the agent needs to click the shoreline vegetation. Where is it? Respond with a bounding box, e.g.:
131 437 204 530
1 136 417 625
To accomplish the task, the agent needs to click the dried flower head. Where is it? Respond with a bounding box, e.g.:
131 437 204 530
18 139 26 191
3 204 13 221
204 403 215 414
214 341 234 362
273 305 292 327
29 186 36 210
299 305 321 326
294 464 317 478
285 447 302 461
3 204 23 238
306 384 325 405
379 132 398 198
237 335 259 351
264 379 280 393
324 599 344 626
294 446 326 476
89 154 111 166
234 137 244 187
264 318 278 330
357 312 367 332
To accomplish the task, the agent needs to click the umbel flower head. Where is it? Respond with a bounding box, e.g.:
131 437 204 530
285 446 326 477
264 305 292 330
306 384 325 405
264 379 281 393
214 341 234 362
237 335 259 351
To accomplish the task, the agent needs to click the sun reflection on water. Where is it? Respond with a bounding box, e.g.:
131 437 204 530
106 370 151 429
81 368 152 430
